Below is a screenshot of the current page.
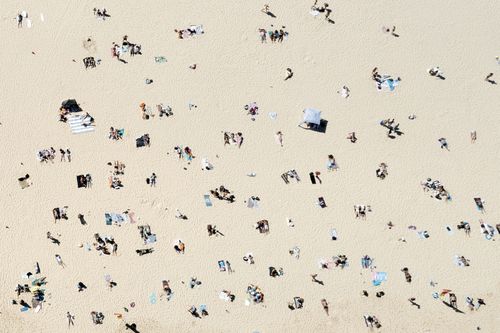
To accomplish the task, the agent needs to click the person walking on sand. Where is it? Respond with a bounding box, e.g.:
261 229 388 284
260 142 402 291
470 130 477 143
438 137 449 150
321 299 329 315
60 149 66 162
67 312 75 327
284 68 294 80
149 173 157 187
66 149 71 162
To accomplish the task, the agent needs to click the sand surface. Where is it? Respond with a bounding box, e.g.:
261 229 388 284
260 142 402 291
0 1 499 332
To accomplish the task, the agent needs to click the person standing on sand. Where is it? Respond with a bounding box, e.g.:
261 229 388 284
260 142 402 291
275 131 284 147
284 68 293 80
55 254 66 268
67 312 75 327
66 149 71 162
449 293 458 309
226 261 233 274
17 13 23 28
470 130 477 143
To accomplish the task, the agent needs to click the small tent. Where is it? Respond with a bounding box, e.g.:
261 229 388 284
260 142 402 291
61 99 82 113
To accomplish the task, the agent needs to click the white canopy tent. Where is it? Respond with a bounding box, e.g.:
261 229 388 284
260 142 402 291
299 108 327 133
302 108 321 125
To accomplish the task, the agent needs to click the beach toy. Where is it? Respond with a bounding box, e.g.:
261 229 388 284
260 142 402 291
204 194 212 207
150 292 157 304
20 306 29 312
330 228 337 241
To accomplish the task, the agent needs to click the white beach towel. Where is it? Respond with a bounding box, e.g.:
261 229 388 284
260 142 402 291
68 115 95 134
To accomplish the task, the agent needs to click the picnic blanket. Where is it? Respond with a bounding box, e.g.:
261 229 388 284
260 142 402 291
68 115 95 134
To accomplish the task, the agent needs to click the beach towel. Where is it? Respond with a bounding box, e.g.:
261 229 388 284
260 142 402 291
378 78 400 92
154 56 167 63
190 25 204 35
68 115 95 134
204 194 212 207
147 235 157 244
371 272 387 286
105 213 129 226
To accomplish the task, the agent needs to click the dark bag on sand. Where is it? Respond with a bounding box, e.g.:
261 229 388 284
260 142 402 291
146 178 150 184
136 137 145 148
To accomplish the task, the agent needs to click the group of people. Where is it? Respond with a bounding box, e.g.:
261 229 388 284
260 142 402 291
93 8 110 20
174 25 204 39
139 102 173 119
310 1 334 23
210 185 236 203
372 67 401 91
111 35 142 63
37 148 71 163
258 26 289 43
223 131 244 147
380 118 404 138
421 178 451 201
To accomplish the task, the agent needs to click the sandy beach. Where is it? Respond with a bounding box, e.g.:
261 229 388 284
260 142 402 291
1 1 499 332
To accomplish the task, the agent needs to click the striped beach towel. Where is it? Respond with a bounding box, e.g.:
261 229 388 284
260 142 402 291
68 115 95 134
